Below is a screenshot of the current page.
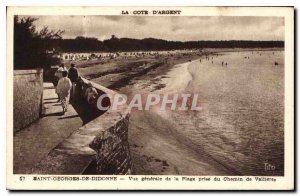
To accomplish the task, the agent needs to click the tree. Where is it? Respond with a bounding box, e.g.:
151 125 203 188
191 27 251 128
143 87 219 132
14 16 64 69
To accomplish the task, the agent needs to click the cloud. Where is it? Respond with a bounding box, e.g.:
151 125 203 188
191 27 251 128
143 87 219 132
171 25 182 32
133 17 147 25
30 15 284 41
103 16 121 21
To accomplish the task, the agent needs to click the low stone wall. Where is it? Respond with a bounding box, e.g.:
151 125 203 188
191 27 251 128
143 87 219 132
13 69 43 133
33 78 132 175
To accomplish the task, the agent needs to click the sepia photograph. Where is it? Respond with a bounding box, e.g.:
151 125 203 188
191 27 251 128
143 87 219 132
6 6 294 190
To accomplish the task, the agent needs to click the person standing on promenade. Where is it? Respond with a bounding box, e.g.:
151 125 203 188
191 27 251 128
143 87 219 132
55 63 68 79
54 63 68 102
54 63 65 86
56 70 72 113
68 63 79 99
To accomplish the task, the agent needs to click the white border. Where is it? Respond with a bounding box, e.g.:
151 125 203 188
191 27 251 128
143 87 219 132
4 4 294 189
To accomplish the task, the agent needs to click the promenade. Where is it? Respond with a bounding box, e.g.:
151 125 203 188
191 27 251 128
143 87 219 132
13 83 83 174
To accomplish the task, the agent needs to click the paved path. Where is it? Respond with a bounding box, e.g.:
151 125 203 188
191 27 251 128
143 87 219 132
13 83 83 174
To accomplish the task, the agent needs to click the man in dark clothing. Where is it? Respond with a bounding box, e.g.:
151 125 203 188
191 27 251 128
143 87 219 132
68 63 79 82
68 63 79 98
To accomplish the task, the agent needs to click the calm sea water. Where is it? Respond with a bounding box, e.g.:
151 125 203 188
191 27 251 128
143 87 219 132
169 50 284 175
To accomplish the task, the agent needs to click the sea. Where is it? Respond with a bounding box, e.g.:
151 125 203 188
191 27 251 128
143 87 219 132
157 50 284 175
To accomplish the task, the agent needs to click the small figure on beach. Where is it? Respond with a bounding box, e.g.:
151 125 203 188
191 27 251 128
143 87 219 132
200 59 201 63
68 63 79 98
212 61 213 64
225 62 228 67
274 62 279 66
56 70 72 113
222 61 224 66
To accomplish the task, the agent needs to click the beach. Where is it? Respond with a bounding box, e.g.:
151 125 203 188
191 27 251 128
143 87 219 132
73 48 284 176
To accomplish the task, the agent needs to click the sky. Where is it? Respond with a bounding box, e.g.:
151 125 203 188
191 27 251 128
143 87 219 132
31 15 284 41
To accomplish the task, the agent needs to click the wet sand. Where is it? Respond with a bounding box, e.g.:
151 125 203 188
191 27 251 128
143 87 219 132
129 110 230 175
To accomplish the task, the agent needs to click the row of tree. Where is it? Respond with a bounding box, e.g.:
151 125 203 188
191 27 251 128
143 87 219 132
55 37 284 53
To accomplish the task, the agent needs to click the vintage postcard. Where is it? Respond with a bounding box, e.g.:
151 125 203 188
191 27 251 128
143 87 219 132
6 6 294 190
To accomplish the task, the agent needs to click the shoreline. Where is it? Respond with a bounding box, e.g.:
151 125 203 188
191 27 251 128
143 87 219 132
156 61 193 94
127 57 234 175
71 48 283 91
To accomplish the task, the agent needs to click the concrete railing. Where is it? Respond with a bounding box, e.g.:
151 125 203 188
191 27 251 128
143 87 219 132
33 77 132 175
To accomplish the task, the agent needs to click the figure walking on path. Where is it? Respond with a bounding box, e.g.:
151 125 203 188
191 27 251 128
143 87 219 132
55 63 68 79
54 63 68 102
56 71 72 113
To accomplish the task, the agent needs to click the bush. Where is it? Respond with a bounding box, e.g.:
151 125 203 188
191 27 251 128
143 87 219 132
14 16 64 69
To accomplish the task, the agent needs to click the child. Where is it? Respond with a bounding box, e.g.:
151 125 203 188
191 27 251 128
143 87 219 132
56 70 72 113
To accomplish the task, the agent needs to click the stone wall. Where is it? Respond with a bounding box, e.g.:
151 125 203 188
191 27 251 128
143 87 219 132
89 105 131 174
33 78 132 175
13 69 43 133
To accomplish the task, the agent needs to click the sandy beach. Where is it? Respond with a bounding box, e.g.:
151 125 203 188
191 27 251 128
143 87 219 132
69 48 284 176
